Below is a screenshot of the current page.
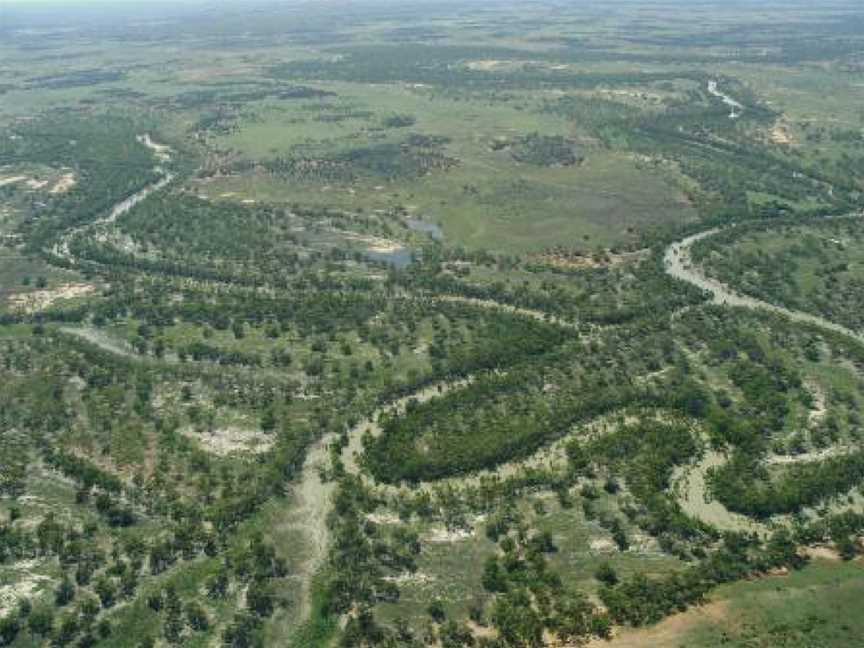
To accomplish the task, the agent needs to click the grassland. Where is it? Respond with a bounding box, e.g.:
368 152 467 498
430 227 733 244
620 557 864 648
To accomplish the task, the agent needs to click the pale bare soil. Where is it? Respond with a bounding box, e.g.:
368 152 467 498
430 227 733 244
585 600 730 648
60 326 139 358
465 59 508 71
285 423 338 620
340 231 407 253
0 171 76 193
766 445 854 466
672 449 771 535
8 282 96 313
770 123 794 145
136 134 172 162
50 172 77 193
0 560 53 617
183 426 274 456
438 295 583 331
532 248 649 271
0 175 27 188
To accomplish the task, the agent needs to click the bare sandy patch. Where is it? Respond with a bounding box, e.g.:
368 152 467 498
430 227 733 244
366 512 402 525
672 450 769 535
806 380 827 425
533 249 648 270
467 620 497 641
425 526 474 543
802 545 842 561
585 600 730 648
0 564 53 616
61 326 137 358
770 121 795 146
0 175 26 188
185 426 274 456
466 59 507 71
767 445 851 466
341 232 405 253
50 172 77 194
382 571 436 585
589 538 617 553
25 178 49 190
136 134 172 162
8 283 96 314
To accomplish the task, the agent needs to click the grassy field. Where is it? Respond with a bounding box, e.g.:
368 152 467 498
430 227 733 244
620 557 864 648
196 80 697 253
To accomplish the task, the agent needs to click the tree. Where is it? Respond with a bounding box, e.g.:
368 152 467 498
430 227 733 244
594 562 619 586
186 602 210 631
0 616 20 647
492 590 543 647
222 612 262 648
163 585 184 644
482 558 507 593
54 612 79 646
27 607 53 638
340 605 386 647
207 571 229 599
97 619 113 639
260 408 277 433
246 579 275 618
427 598 446 624
610 519 630 552
440 620 475 647
94 576 117 608
55 575 76 606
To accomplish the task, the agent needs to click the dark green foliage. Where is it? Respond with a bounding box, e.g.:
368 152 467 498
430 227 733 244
54 576 76 607
594 562 618 586
492 590 543 647
262 139 457 184
246 579 276 617
427 598 446 623
710 450 864 518
382 114 416 128
222 612 263 648
0 115 160 252
0 616 19 647
508 133 583 167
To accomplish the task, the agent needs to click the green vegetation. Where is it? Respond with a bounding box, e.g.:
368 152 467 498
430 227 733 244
1 1 863 647
675 558 864 648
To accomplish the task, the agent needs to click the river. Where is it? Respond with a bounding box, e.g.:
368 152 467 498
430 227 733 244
53 135 175 262
707 80 743 120
663 226 864 344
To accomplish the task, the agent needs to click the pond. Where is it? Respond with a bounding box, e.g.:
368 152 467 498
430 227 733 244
406 218 444 241
364 247 416 269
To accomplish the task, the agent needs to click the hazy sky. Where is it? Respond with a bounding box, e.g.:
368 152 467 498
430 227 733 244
0 0 213 5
